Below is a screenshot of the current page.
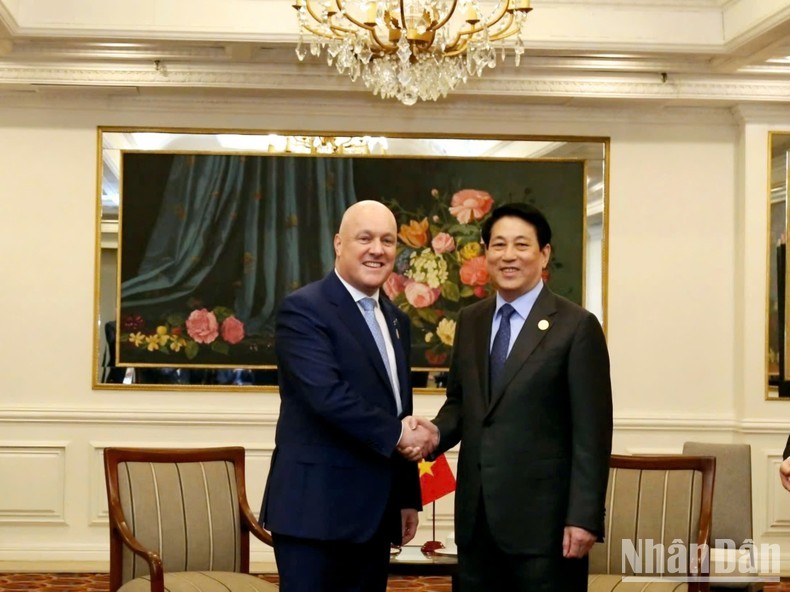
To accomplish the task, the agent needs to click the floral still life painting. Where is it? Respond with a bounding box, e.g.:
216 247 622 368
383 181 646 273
113 153 585 371
384 188 495 368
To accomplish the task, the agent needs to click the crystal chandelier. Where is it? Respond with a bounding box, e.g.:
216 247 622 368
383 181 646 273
292 0 532 105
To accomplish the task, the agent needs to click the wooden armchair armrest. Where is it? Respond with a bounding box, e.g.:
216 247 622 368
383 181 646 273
240 502 274 547
109 505 165 592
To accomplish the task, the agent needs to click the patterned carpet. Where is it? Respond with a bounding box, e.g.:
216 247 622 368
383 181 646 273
1 574 788 591
0 573 452 591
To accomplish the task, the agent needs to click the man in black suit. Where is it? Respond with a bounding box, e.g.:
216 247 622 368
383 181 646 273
261 200 437 592
418 202 613 591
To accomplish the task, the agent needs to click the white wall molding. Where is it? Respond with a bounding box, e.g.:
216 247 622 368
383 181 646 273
0 90 742 128
732 104 790 124
0 544 109 563
0 62 786 106
763 453 790 532
0 443 67 524
614 414 738 431
5 407 785 434
739 419 790 433
0 407 280 426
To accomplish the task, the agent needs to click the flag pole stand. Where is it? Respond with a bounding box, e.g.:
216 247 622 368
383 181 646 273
420 501 445 554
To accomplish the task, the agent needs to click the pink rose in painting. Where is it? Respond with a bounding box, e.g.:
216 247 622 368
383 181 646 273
383 273 408 300
431 232 455 254
404 281 441 309
220 316 245 345
185 308 219 344
459 256 489 287
448 189 494 224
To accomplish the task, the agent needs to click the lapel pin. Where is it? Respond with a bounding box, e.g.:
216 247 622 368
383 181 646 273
538 319 549 331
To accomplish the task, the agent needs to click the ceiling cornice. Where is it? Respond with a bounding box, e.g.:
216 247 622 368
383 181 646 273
0 0 785 109
0 61 786 106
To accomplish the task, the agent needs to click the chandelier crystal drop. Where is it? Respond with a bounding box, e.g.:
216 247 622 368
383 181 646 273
293 0 532 105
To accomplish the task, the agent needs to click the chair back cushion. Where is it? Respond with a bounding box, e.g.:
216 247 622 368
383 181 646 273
589 464 704 576
116 459 242 584
681 442 752 546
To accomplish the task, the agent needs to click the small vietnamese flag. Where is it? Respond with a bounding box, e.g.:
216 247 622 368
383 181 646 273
419 454 456 506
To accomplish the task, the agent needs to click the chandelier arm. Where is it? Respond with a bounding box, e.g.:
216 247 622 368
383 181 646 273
369 29 399 53
455 2 511 38
430 0 461 32
334 0 377 31
441 25 472 53
488 27 518 41
328 20 364 35
485 12 518 41
443 42 469 57
301 21 341 39
303 0 333 28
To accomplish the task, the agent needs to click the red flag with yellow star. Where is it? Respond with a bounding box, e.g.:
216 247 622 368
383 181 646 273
419 454 456 505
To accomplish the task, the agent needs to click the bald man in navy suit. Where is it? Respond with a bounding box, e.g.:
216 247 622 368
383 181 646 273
261 200 437 592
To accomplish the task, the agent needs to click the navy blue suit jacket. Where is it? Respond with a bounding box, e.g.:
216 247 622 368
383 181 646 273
261 271 421 544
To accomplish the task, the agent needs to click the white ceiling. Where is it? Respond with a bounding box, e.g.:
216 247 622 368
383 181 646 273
0 0 787 106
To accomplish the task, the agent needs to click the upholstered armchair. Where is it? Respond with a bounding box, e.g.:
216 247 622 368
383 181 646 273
104 446 277 592
682 442 762 592
588 454 716 592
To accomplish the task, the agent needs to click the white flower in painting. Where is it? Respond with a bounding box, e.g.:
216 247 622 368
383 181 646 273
406 248 449 289
436 318 456 347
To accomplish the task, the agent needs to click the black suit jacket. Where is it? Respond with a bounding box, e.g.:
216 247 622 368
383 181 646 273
261 271 421 544
433 287 613 555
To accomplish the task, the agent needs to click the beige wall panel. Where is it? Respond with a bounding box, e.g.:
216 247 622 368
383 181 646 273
0 444 67 524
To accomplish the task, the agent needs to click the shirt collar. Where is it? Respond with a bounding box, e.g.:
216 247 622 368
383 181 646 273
495 281 543 319
334 268 380 305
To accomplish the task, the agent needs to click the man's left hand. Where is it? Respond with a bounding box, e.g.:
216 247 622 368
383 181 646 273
562 525 596 558
401 509 419 545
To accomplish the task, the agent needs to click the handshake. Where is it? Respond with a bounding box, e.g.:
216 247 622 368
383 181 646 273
397 416 439 461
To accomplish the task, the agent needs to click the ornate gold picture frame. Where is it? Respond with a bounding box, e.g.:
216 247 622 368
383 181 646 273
93 129 609 392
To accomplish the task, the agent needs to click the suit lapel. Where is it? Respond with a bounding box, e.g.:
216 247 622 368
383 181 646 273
381 297 408 412
324 273 394 395
487 287 558 413
472 298 496 399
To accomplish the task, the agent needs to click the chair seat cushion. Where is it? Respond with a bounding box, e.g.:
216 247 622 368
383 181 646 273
118 571 278 592
589 574 689 592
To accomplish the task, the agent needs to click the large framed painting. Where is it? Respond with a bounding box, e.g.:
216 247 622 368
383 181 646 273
767 131 790 398
93 130 609 391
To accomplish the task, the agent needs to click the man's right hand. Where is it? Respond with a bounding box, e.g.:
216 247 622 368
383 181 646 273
397 416 439 461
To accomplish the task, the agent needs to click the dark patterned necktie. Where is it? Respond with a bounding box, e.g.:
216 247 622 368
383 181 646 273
490 304 516 391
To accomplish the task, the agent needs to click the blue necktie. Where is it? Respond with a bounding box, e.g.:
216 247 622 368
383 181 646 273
490 303 516 391
359 297 402 415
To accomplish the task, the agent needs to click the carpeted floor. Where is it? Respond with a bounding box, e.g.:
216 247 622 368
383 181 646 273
0 573 453 591
1 573 788 591
3 573 790 591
